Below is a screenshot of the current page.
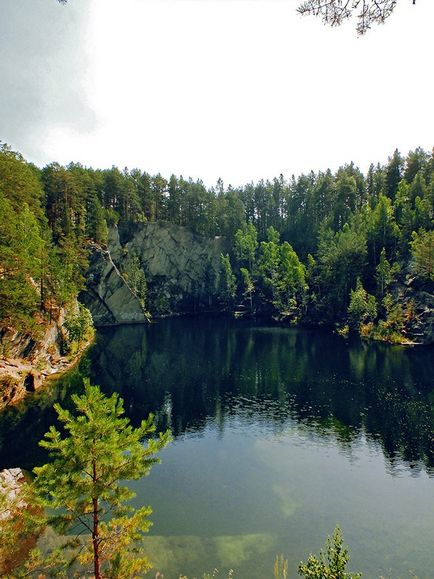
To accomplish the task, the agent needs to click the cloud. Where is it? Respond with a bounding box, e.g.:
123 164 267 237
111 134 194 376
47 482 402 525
0 0 95 163
2 0 433 185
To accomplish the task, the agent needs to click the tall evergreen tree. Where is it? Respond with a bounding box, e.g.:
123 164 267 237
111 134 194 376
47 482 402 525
234 223 258 272
385 149 403 201
33 382 171 579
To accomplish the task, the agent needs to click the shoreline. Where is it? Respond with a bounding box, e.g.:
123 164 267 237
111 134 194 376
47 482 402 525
94 309 433 347
1 309 432 413
0 335 94 412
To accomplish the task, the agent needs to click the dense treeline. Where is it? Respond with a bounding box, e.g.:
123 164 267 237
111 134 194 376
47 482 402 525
219 148 433 340
0 146 85 337
0 142 433 339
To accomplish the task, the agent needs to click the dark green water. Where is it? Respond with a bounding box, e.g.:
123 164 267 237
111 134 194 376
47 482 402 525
1 317 434 578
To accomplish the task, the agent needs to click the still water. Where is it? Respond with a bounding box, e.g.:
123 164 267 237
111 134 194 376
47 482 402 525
1 317 434 578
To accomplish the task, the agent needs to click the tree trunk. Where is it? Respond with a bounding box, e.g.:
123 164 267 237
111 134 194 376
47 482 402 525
92 459 101 579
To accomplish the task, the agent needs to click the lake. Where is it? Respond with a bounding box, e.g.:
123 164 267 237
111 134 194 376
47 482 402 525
1 317 434 578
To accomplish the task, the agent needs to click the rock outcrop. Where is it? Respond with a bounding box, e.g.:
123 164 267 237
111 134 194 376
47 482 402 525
0 308 91 410
79 228 148 326
0 468 25 513
0 468 36 575
403 277 434 345
81 222 228 325
81 222 434 344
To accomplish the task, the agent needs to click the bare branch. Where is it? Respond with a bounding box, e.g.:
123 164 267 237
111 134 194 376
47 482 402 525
297 0 410 35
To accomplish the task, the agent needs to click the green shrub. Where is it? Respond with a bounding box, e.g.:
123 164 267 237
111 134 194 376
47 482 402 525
348 279 377 332
298 527 361 579
63 303 94 354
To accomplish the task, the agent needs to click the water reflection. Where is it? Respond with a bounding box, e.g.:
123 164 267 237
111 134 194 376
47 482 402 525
89 319 434 475
1 318 434 476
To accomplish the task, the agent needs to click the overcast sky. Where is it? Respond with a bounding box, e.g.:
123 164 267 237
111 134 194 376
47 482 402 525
1 0 433 187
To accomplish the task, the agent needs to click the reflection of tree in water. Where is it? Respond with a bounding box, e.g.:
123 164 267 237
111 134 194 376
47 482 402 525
87 319 434 475
0 368 88 469
1 318 434 475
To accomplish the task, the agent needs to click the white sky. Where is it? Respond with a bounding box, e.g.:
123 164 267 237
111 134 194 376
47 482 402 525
7 0 434 187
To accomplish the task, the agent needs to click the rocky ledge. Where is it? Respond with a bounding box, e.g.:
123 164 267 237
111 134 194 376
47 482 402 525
0 313 92 411
0 468 25 512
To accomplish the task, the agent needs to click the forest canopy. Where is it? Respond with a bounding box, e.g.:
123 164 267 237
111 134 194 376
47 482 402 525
0 141 432 340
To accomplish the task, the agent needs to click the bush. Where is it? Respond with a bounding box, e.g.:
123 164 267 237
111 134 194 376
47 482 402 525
63 303 94 354
298 527 361 579
348 279 377 332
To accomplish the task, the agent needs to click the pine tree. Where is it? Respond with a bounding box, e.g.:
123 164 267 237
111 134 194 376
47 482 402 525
316 224 367 320
376 248 399 297
219 254 237 307
276 242 307 315
298 527 361 578
384 149 403 202
0 194 45 332
257 235 280 302
348 278 377 331
367 195 399 264
122 254 148 308
33 382 171 578
234 223 258 272
240 267 255 312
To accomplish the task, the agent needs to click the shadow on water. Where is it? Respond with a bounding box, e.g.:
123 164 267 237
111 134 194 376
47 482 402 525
1 317 434 476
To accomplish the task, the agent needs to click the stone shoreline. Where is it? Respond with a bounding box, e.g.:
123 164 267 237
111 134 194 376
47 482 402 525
0 337 93 411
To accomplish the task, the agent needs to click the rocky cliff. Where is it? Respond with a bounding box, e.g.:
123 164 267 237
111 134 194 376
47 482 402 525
79 228 148 326
80 222 434 344
402 276 434 345
0 308 88 410
81 222 228 325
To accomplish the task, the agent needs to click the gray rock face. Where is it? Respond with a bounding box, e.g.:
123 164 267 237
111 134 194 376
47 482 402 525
81 222 227 325
80 229 147 326
404 277 434 345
